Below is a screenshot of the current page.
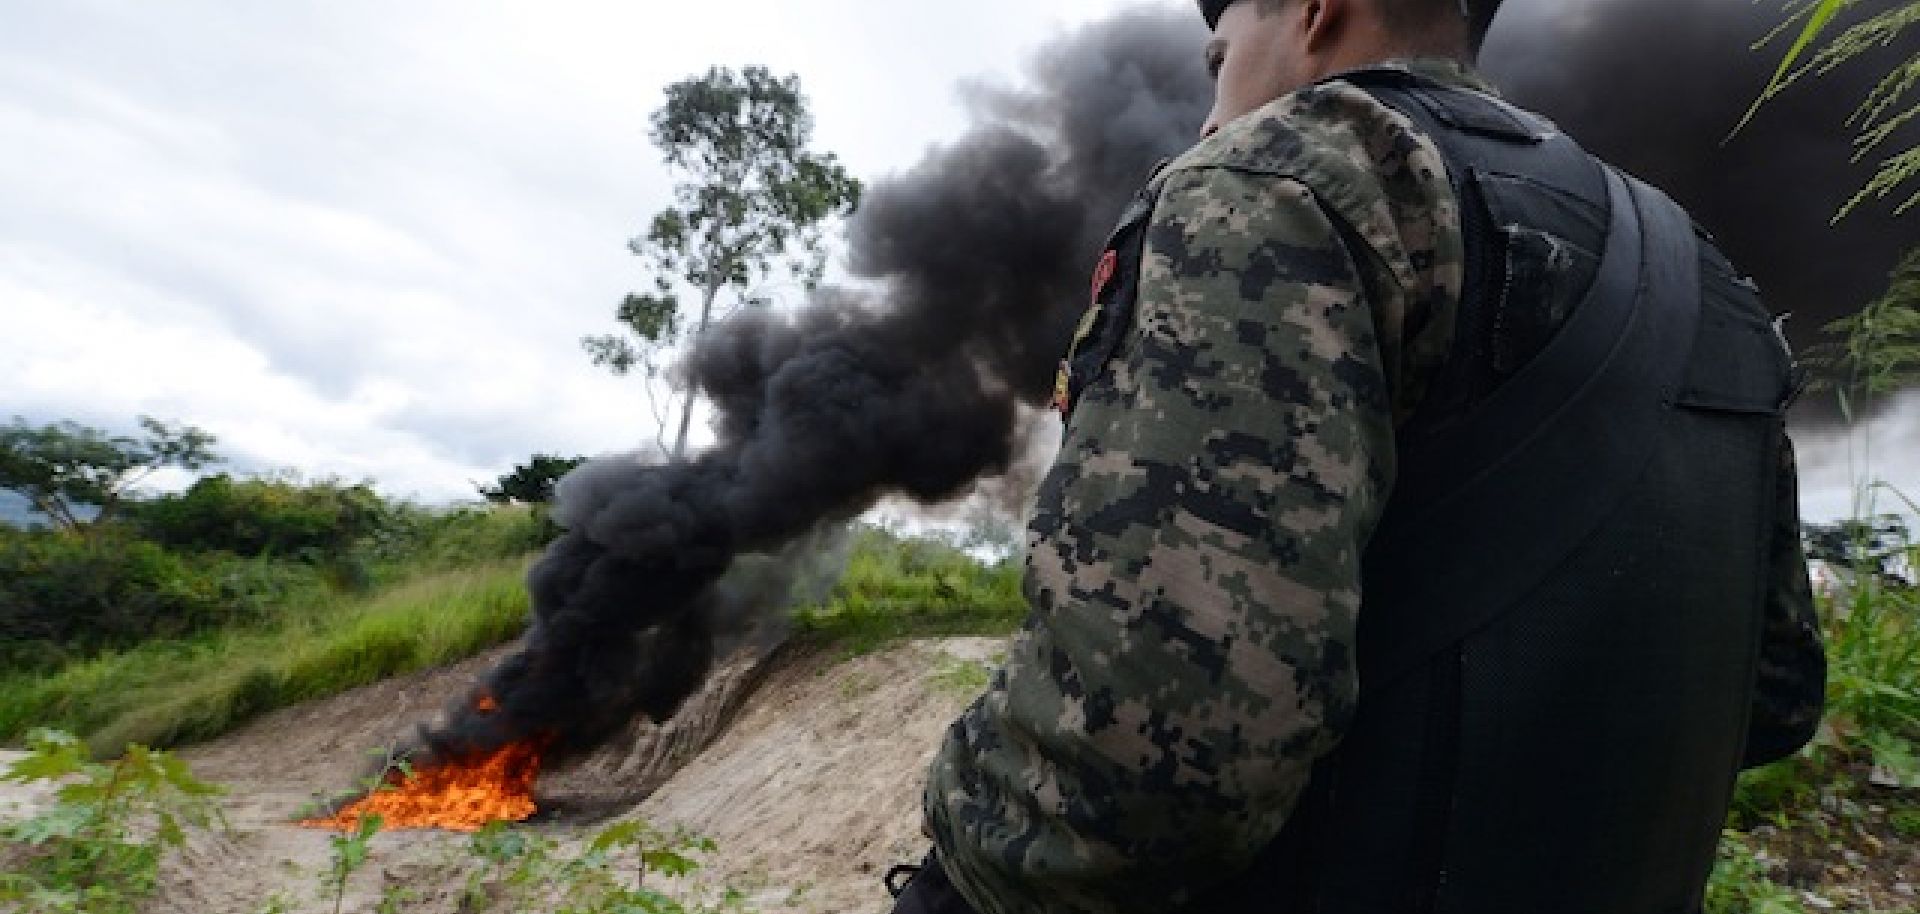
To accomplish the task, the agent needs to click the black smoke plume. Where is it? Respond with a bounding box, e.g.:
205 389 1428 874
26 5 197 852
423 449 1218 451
420 0 1913 765
1482 0 1917 357
414 8 1213 766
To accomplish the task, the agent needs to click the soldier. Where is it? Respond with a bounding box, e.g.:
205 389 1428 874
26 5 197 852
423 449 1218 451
888 0 1827 912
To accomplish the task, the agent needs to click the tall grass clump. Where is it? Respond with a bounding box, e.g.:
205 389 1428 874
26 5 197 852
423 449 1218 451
0 556 532 753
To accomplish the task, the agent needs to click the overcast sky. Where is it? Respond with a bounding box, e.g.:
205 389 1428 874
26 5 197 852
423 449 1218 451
1 0 1125 502
2 0 1911 523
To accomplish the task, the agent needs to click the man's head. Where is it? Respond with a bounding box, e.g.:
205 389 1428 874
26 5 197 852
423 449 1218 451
1196 0 1500 137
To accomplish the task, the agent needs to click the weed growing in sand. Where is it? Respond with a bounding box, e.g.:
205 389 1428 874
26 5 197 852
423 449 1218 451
377 882 420 914
459 819 750 914
253 892 292 914
927 653 995 698
322 812 383 914
0 729 222 914
1705 831 1809 914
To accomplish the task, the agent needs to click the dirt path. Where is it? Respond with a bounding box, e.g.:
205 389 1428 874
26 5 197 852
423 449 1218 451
626 638 1003 913
0 637 1004 914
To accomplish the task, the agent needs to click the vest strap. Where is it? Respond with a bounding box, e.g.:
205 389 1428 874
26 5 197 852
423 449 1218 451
1358 168 1703 689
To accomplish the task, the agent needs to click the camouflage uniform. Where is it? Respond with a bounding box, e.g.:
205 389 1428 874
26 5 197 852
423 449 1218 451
920 58 1820 914
923 58 1468 914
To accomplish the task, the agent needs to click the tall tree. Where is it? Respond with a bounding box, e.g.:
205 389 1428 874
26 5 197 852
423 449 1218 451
0 417 219 533
477 453 587 505
583 66 861 459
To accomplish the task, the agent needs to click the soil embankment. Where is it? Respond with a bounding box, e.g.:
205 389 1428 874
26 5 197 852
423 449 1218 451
0 637 1003 913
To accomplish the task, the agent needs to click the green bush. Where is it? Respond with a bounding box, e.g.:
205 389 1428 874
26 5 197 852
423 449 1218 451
0 529 241 657
0 730 223 914
126 474 388 561
1822 578 1920 740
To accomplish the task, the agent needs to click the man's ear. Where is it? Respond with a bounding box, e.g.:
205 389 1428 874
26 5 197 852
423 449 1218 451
1300 0 1344 52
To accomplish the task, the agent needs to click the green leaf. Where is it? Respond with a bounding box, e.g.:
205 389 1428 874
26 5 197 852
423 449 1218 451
155 811 185 847
640 848 700 879
1735 0 1851 136
10 805 90 844
588 820 645 854
5 751 83 784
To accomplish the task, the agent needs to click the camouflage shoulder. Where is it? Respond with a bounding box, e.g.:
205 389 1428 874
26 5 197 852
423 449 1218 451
1164 80 1455 298
1158 78 1466 425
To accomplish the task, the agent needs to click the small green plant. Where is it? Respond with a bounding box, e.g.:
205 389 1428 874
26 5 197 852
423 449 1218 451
1704 832 1808 914
1819 572 1920 757
459 819 750 914
0 729 222 914
323 812 383 914
253 892 292 914
376 883 418 914
928 653 995 698
1891 806 1920 839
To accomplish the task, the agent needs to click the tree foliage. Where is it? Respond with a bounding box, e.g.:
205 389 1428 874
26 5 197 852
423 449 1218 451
0 417 218 533
583 66 861 458
1746 0 1920 217
128 474 389 559
477 454 586 505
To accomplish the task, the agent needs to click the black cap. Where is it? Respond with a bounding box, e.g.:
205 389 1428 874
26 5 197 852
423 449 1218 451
1198 0 1505 37
1198 0 1234 29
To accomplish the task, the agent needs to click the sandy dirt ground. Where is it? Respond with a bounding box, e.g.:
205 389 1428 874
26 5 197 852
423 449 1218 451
0 638 1003 914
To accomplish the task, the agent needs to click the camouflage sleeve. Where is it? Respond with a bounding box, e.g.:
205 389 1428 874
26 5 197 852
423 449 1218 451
923 164 1398 914
1742 434 1826 768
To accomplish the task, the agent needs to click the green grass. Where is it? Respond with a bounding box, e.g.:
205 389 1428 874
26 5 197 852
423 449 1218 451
927 651 998 698
1717 557 1920 910
0 556 533 753
1824 576 1920 737
792 527 1026 654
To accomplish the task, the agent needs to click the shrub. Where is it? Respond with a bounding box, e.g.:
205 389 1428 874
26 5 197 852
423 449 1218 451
0 529 233 656
0 730 223 914
127 474 387 560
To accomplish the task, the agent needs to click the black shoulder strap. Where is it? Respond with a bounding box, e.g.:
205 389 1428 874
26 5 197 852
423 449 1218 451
1357 166 1704 690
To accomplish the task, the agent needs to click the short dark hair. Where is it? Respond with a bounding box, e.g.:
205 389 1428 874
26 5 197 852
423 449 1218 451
1197 0 1500 55
1377 0 1500 54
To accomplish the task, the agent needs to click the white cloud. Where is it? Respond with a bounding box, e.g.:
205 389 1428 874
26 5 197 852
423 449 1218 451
0 0 1153 502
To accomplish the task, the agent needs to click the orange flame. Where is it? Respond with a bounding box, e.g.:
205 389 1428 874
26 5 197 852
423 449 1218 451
301 696 549 833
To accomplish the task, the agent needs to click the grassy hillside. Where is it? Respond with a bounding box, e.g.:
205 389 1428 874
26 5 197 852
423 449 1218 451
0 519 1027 755
0 558 533 751
0 497 552 754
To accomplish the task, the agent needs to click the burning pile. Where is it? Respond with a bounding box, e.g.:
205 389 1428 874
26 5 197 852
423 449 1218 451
303 699 552 833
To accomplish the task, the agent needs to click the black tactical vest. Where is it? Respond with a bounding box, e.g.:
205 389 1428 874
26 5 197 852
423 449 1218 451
1192 69 1805 914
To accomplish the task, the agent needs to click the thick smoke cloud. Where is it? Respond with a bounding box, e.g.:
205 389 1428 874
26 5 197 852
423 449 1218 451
1482 0 1917 357
418 0 1913 765
415 8 1211 765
